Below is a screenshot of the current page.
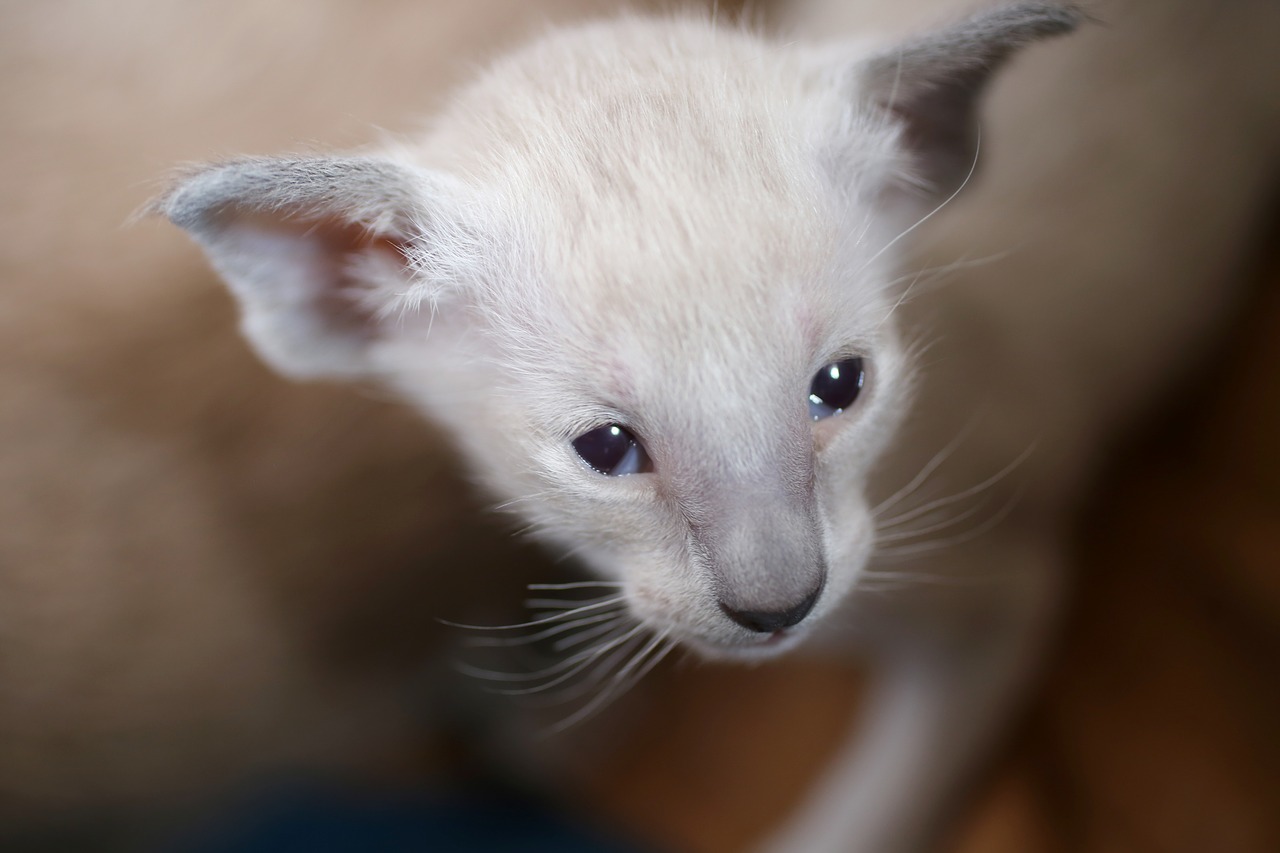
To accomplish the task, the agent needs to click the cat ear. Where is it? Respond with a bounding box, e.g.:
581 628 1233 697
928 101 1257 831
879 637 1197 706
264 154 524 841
861 2 1082 197
156 156 460 380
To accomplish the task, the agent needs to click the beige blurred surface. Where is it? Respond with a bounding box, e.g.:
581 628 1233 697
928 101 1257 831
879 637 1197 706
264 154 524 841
0 0 626 823
2 1 1277 850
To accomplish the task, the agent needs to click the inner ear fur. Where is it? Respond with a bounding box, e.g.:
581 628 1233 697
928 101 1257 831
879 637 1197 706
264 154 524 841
155 156 432 380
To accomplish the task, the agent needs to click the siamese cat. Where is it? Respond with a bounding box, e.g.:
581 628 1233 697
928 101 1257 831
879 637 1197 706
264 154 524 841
156 1 1280 850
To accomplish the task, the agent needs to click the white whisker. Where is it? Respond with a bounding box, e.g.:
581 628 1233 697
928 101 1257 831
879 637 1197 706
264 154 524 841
522 633 644 708
527 581 626 591
524 595 620 610
861 568 1009 587
552 617 631 652
438 596 625 632
490 492 552 513
876 444 1035 530
454 622 641 686
880 252 1009 295
876 253 1010 331
552 544 593 565
548 633 675 734
859 126 982 275
871 413 984 518
462 611 623 648
873 485 1026 560
491 624 648 696
873 496 991 544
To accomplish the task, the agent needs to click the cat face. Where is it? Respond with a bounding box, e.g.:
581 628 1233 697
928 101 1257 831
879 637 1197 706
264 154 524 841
159 8 1078 658
368 20 918 657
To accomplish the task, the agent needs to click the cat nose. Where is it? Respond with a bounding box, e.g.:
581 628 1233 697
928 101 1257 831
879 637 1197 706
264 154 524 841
718 583 822 633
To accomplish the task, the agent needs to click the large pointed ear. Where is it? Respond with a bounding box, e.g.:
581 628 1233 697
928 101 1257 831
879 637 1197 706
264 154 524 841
861 2 1082 197
155 156 452 380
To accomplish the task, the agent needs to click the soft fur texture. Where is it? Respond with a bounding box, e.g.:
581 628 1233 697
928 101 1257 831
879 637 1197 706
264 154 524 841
147 0 1277 850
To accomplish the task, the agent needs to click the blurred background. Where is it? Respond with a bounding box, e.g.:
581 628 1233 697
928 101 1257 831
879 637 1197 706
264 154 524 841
2 1 1277 851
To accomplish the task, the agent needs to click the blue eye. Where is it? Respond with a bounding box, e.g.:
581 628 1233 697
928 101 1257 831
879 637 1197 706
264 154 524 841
572 424 652 476
808 357 866 420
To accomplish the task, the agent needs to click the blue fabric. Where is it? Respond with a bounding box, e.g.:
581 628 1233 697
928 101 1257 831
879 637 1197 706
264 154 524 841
169 784 650 853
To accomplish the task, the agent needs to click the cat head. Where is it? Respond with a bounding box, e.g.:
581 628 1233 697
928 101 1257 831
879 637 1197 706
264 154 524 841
158 4 1078 659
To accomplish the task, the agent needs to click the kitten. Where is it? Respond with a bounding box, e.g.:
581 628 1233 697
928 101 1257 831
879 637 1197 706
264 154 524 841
156 1 1280 850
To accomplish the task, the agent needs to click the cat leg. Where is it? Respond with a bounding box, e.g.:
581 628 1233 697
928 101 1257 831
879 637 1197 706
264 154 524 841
759 531 1063 853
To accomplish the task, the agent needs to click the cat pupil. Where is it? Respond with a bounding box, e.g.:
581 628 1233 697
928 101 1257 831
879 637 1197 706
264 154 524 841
808 357 865 420
572 424 652 476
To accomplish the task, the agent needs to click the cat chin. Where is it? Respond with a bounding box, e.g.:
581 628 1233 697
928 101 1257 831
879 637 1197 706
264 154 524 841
682 628 809 663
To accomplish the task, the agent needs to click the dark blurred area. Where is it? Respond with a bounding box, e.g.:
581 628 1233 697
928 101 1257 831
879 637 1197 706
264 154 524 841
1 1 1276 851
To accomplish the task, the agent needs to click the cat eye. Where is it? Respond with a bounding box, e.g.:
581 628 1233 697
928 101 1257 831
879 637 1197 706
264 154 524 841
572 424 653 476
808 357 866 420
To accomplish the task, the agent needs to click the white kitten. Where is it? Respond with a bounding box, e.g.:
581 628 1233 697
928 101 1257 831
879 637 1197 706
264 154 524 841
157 1 1280 850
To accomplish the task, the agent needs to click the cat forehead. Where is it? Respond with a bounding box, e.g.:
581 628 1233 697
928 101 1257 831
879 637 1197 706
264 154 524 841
424 20 897 349
431 22 893 236
442 26 832 212
429 18 829 167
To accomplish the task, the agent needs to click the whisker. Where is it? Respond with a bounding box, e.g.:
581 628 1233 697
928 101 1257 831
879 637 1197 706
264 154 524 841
552 544 593 566
524 595 621 610
547 633 675 734
454 622 641 686
552 617 631 652
885 49 906 122
861 569 999 586
490 492 552 513
462 611 623 648
871 413 984 518
902 329 943 364
862 569 957 584
527 581 625 591
880 251 1010 294
438 596 625 632
509 522 544 539
859 126 982 275
489 625 648 696
875 444 1035 530
875 266 930 332
873 496 991 543
876 253 1009 332
873 486 1026 560
852 580 917 595
602 630 668 687
859 567 1023 589
523 635 645 708
857 582 908 590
